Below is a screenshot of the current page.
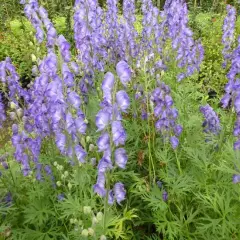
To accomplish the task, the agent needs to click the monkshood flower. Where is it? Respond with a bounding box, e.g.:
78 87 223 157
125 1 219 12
94 172 106 197
222 5 236 68
105 0 119 62
94 70 129 204
151 82 182 149
122 0 138 59
22 0 45 43
0 58 29 104
57 35 71 62
21 0 58 49
114 182 126 204
163 0 204 81
114 148 128 169
74 0 106 74
200 105 220 135
232 174 240 184
0 94 6 128
140 0 157 63
116 61 132 86
162 190 168 202
221 37 240 109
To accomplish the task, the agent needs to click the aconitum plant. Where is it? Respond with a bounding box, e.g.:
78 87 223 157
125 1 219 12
200 105 220 135
94 61 131 204
0 94 6 128
151 82 182 149
222 4 236 68
163 0 204 81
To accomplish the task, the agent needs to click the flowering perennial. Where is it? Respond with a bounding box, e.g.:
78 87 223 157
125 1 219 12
151 82 182 149
200 105 220 135
94 61 131 204
222 5 236 68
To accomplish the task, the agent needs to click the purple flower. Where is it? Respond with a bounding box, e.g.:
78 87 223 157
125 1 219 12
56 133 66 154
75 116 87 134
102 72 115 92
152 82 182 149
232 174 240 183
94 172 106 197
162 190 168 202
0 94 6 128
116 90 130 112
116 61 131 86
112 121 127 146
57 35 71 62
222 5 236 68
108 190 114 205
170 136 179 149
200 105 220 135
68 91 81 109
114 148 128 169
57 193 65 201
114 182 126 204
75 145 86 163
174 125 183 137
96 110 111 131
44 165 52 175
98 158 113 173
97 132 110 152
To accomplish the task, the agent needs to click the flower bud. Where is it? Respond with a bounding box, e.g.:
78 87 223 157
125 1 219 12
57 165 63 171
31 54 37 62
83 206 92 214
10 102 17 110
16 108 23 118
68 182 72 190
64 171 69 177
100 235 107 240
92 216 98 225
89 144 95 152
88 228 94 236
81 229 88 237
56 181 61 187
53 161 58 166
86 136 91 142
96 212 103 221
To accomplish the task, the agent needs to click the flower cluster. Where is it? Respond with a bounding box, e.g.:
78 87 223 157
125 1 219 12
122 0 138 60
74 0 107 74
94 61 131 204
0 57 29 104
200 105 220 135
22 0 58 49
151 82 182 149
0 94 6 128
221 37 240 150
222 4 236 68
163 0 204 81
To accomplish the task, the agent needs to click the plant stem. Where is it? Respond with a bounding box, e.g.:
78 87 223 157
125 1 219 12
175 151 182 175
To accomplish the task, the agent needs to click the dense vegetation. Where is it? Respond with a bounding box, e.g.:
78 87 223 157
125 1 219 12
0 0 240 240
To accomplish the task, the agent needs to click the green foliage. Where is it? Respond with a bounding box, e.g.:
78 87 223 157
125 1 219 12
1 2 240 240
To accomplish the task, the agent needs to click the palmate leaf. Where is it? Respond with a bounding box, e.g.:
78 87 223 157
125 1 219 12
12 226 63 240
23 198 55 226
56 195 83 219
